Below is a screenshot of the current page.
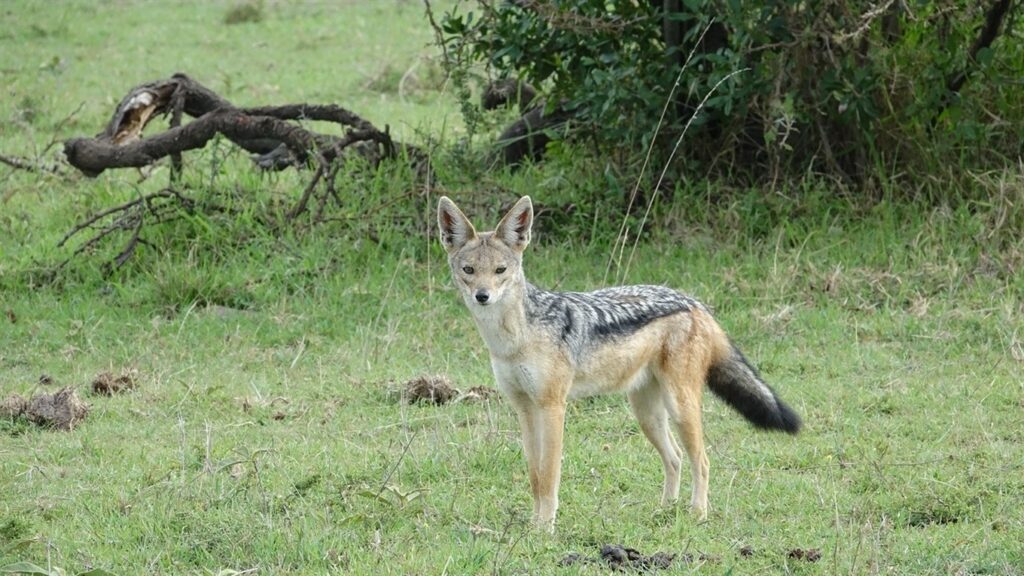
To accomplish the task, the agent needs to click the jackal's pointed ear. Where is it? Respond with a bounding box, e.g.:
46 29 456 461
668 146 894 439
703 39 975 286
495 196 533 252
437 196 477 253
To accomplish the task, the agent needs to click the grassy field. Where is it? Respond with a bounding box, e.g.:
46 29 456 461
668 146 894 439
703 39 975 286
2 2 1024 575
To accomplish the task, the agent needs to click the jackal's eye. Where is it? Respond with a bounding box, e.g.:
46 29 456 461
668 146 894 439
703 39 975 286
495 266 507 274
462 266 474 274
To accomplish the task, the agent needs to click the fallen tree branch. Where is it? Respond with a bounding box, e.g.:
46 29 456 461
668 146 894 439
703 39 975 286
64 106 392 177
63 73 417 179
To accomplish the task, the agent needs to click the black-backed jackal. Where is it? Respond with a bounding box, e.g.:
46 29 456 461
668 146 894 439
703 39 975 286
438 195 801 530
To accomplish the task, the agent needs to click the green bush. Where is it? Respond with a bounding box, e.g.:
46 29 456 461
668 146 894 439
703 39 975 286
440 0 1023 188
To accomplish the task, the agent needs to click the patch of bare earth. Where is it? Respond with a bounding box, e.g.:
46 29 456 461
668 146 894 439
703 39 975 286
1 388 90 430
457 385 499 403
91 370 137 395
559 545 683 571
397 376 499 406
787 548 822 562
402 376 457 405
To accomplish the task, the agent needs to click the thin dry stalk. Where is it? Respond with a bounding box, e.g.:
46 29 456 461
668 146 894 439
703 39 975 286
605 21 716 284
622 68 750 279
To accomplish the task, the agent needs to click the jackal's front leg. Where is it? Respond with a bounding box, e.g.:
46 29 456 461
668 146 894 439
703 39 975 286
509 398 542 521
532 401 566 530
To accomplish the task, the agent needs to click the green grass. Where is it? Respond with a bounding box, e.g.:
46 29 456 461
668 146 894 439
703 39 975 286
2 2 1024 575
2 192 1021 574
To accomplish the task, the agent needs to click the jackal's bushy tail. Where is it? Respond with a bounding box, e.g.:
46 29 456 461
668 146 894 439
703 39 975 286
707 343 801 434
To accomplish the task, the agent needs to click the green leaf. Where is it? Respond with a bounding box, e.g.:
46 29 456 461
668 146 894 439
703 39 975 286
440 16 464 35
975 47 994 66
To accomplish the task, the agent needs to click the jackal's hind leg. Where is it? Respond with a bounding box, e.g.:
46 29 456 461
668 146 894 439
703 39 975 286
671 387 709 520
628 381 682 506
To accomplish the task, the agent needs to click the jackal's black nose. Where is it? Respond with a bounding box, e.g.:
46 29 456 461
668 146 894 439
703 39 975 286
475 292 489 303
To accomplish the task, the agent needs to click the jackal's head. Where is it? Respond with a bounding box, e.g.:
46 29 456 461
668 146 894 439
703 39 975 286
437 196 533 309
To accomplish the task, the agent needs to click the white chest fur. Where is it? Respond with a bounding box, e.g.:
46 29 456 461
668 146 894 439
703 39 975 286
491 357 543 397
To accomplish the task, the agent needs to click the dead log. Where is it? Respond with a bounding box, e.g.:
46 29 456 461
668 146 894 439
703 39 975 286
480 78 572 166
481 78 539 113
492 102 573 167
63 73 410 177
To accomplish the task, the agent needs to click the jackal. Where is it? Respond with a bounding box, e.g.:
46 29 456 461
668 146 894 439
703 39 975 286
437 195 801 530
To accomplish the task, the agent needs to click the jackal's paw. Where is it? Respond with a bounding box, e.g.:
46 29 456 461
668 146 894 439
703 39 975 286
532 519 556 534
690 503 708 521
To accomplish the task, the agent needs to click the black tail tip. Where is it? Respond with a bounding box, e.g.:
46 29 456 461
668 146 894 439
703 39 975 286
774 401 802 434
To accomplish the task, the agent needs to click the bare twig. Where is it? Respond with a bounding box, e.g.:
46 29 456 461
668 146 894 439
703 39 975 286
376 429 420 498
287 157 328 221
0 153 44 172
57 189 188 248
422 0 450 65
623 68 750 278
606 21 716 284
0 152 67 176
41 101 86 157
56 187 222 272
835 0 897 44
112 210 147 269
315 162 344 223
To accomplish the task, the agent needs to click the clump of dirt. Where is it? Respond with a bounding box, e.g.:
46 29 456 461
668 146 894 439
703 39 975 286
1 394 29 418
601 545 676 571
457 385 499 403
2 388 90 431
402 376 457 405
91 370 136 396
787 548 822 562
560 545 678 572
393 377 499 406
738 545 755 557
223 1 263 25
